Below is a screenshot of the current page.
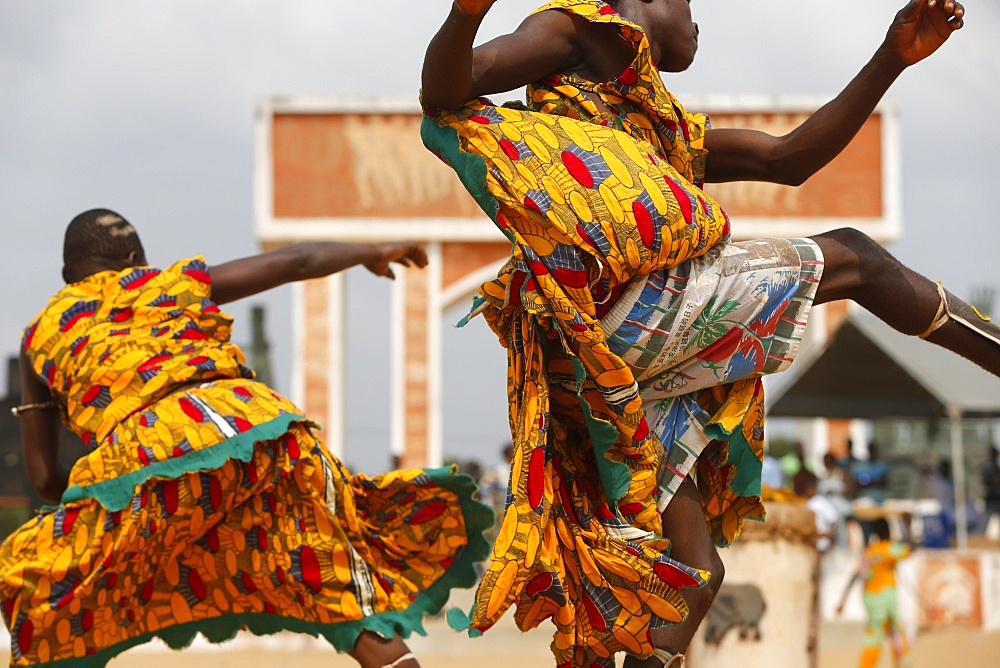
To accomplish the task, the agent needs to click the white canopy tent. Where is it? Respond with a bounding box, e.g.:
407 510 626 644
767 311 1000 548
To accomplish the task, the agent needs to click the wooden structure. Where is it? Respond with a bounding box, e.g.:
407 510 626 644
254 96 900 467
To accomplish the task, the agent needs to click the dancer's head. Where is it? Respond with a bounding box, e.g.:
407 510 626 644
870 517 891 543
609 0 699 73
62 208 147 284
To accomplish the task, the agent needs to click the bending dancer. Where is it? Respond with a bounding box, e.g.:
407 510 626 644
0 209 493 668
421 1 993 666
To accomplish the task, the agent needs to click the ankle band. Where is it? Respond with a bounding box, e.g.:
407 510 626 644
383 652 416 668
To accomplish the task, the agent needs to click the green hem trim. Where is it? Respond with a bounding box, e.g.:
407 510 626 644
24 467 494 668
419 114 500 225
456 294 487 329
571 355 631 506
704 421 762 497
61 413 305 512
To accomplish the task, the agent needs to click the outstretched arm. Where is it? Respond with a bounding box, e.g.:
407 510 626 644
18 350 67 505
705 0 965 185
209 241 428 305
835 558 866 615
835 573 860 616
421 1 580 109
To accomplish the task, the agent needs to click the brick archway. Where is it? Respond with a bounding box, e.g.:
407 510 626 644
255 99 897 467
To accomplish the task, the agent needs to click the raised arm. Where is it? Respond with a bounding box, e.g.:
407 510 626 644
704 0 965 185
421 1 581 109
18 350 68 505
209 241 428 305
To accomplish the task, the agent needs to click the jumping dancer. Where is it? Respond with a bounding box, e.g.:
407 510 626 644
421 1 989 665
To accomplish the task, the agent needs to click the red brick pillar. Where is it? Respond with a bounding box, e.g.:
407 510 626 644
392 244 442 468
296 275 346 459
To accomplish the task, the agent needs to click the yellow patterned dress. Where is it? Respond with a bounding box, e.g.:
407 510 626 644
0 257 493 667
422 1 822 665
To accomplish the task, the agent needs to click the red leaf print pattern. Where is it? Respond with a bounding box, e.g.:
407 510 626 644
663 176 693 224
182 267 211 284
583 591 608 632
561 150 594 188
139 577 154 602
499 138 520 161
595 503 616 520
618 502 643 515
187 568 207 601
633 201 655 248
61 507 81 535
616 67 638 85
551 267 589 289
527 260 549 276
299 546 322 593
178 397 205 422
632 416 649 443
17 619 34 655
528 447 546 509
576 223 598 249
240 572 258 593
526 572 554 598
162 480 178 515
410 499 448 525
653 560 701 589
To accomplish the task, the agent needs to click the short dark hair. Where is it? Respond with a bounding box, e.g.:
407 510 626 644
63 208 145 270
871 518 891 542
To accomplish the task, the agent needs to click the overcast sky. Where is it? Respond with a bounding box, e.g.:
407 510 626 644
2 0 997 474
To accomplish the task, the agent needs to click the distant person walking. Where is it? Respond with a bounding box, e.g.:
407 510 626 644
836 517 913 668
0 209 492 668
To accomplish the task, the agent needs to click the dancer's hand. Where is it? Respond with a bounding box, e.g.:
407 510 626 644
884 0 965 68
454 0 495 17
364 243 429 279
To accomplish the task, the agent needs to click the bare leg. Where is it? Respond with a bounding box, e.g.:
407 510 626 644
623 476 724 667
349 631 419 668
810 228 1000 376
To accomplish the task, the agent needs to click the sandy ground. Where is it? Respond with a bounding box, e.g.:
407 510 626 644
4 611 997 667
817 621 999 668
92 618 1000 668
4 587 996 667
83 587 998 668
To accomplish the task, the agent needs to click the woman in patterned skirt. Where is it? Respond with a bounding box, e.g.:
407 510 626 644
422 0 993 665
1 208 493 668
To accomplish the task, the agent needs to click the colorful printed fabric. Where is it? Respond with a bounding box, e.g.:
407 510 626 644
860 589 911 667
861 540 912 595
523 0 821 542
524 1 711 184
422 1 735 663
423 1 824 664
0 257 493 667
601 238 823 538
